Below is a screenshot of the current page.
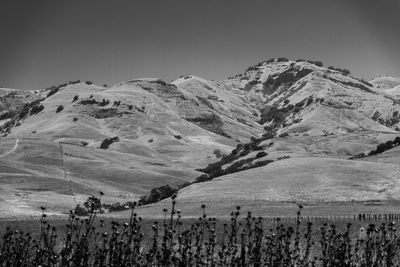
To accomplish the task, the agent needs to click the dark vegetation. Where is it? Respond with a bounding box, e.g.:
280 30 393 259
328 66 351 76
100 136 120 149
45 80 82 98
91 108 118 119
79 98 110 106
370 110 400 128
296 59 324 67
186 114 231 139
328 77 377 95
350 136 400 159
2 197 400 266
138 185 177 206
174 135 182 140
262 67 313 95
196 96 214 109
56 105 64 113
0 98 46 135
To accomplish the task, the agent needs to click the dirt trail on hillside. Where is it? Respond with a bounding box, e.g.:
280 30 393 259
0 139 19 159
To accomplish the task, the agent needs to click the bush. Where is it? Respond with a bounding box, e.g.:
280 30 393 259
99 99 110 106
256 151 268 158
72 95 79 102
29 104 44 115
56 105 64 113
100 136 119 149
85 81 93 85
213 149 224 158
80 99 98 105
81 141 89 147
73 117 78 122
174 135 182 140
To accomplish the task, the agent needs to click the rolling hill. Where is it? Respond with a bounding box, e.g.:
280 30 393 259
1 58 400 218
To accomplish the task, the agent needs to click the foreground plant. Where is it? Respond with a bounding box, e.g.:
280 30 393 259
1 193 400 266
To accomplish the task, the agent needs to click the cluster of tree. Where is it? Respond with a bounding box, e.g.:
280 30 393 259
99 99 110 106
73 195 103 216
100 136 120 149
259 105 289 125
138 185 177 206
296 59 323 67
328 66 351 76
263 67 313 94
113 100 121 106
350 136 400 159
329 77 376 95
46 80 80 98
102 201 136 212
79 98 110 106
186 114 231 139
0 111 13 120
135 106 146 113
16 99 45 120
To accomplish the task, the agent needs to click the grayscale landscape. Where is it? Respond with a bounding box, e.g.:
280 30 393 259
1 1 400 266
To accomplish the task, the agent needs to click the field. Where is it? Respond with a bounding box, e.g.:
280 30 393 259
1 198 400 266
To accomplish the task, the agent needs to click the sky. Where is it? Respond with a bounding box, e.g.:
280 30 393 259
1 0 400 90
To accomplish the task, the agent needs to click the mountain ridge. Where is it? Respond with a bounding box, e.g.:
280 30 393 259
1 58 400 217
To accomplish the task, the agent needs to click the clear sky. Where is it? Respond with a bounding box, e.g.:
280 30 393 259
1 0 399 89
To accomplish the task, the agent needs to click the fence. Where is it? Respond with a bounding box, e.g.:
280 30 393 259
263 213 400 223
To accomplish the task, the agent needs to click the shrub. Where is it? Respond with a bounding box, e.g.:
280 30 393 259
72 95 79 102
73 117 78 122
213 149 224 158
56 105 64 113
100 136 119 149
259 105 289 125
81 141 89 147
80 99 98 105
256 151 268 158
29 104 44 115
174 135 182 140
85 81 93 85
99 99 110 106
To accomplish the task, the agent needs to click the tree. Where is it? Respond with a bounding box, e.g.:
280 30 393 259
83 195 102 213
56 105 64 113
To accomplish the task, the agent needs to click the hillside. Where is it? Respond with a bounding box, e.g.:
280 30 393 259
0 78 262 217
1 59 400 217
140 58 400 216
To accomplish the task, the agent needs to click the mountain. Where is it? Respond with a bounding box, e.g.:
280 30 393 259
370 76 400 90
1 59 400 217
0 78 262 217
